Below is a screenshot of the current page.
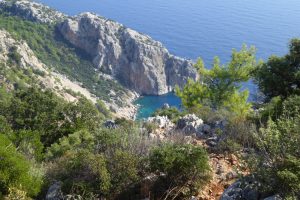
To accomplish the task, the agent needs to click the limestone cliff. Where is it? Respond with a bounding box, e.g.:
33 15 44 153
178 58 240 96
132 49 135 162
0 0 66 23
58 13 198 95
1 0 198 95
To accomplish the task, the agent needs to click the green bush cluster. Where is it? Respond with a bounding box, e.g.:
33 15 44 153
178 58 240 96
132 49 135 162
149 144 211 199
174 39 300 198
152 107 185 122
0 134 42 198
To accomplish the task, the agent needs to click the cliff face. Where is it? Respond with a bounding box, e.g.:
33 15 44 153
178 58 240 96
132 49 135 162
0 0 66 23
1 0 197 95
58 13 198 95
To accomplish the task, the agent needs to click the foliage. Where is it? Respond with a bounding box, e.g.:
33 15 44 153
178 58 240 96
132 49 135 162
108 150 139 196
10 130 44 161
46 129 94 160
0 14 127 104
252 111 300 198
47 150 111 198
4 187 31 200
176 45 256 120
96 100 112 118
149 143 211 198
152 107 185 122
0 134 42 198
254 39 300 101
7 46 21 65
0 86 104 147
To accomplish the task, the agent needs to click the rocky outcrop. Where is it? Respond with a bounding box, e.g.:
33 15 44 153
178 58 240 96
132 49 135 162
58 13 198 95
176 114 208 138
0 29 137 119
46 182 63 200
146 116 174 129
0 0 66 23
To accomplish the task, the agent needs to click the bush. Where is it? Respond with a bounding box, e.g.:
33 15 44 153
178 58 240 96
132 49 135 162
251 112 300 198
47 150 111 198
8 46 21 65
108 150 139 196
254 39 300 100
149 143 211 198
152 107 184 122
0 134 42 198
46 129 94 160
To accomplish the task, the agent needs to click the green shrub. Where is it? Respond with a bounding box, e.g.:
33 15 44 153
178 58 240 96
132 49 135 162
8 46 21 65
251 112 300 198
46 129 94 160
108 150 139 196
0 134 42 197
149 143 211 198
11 130 44 161
47 150 111 198
254 39 300 100
152 107 184 122
96 100 111 118
0 14 128 103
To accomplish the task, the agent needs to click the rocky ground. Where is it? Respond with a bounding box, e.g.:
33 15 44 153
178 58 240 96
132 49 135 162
143 113 281 200
143 114 247 199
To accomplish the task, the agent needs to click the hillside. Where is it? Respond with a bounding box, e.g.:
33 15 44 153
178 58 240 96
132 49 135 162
0 1 299 200
0 0 198 119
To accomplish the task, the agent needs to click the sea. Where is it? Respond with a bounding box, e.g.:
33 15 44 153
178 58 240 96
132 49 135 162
38 0 300 119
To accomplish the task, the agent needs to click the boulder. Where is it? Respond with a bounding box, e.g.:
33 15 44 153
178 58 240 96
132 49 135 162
176 114 206 137
46 182 63 200
162 103 170 109
220 176 260 200
206 136 218 147
263 195 282 200
104 120 118 129
146 116 173 129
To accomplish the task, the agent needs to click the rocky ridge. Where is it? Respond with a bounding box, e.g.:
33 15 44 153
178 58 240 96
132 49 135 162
0 29 137 118
1 0 198 95
0 0 66 23
58 13 198 95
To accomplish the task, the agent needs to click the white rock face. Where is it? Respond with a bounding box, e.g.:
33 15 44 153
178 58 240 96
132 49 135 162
146 116 174 129
176 114 205 137
0 30 137 119
58 13 198 95
0 0 66 23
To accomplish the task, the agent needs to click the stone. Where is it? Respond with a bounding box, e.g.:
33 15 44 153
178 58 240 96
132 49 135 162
206 136 218 147
176 114 204 136
46 182 63 200
263 195 282 200
225 171 238 180
162 103 170 109
0 0 66 23
104 120 117 129
242 185 259 200
146 116 173 129
57 13 198 95
220 176 261 200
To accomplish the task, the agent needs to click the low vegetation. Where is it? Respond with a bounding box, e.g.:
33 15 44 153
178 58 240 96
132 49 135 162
0 13 127 103
0 6 299 199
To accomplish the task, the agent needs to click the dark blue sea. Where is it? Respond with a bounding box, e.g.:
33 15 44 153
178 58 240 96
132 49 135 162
38 0 300 118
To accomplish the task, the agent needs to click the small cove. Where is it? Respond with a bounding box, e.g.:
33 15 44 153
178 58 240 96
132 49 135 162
134 93 181 119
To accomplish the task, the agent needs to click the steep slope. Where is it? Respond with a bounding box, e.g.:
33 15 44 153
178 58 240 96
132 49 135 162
1 0 198 96
0 0 66 23
58 13 198 95
0 29 95 102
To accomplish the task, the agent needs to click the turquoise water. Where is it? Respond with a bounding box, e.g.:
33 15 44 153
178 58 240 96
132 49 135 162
135 93 181 119
38 0 300 118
